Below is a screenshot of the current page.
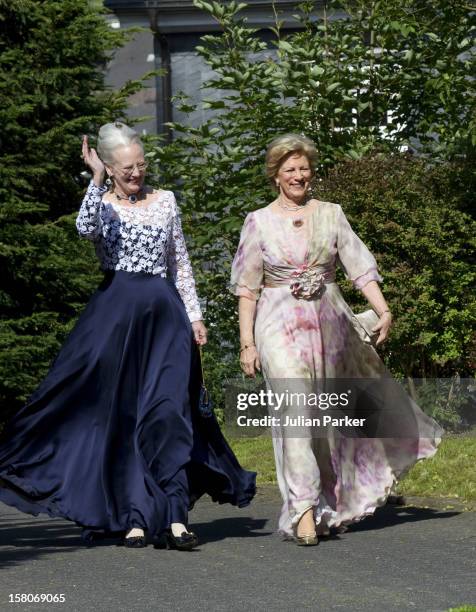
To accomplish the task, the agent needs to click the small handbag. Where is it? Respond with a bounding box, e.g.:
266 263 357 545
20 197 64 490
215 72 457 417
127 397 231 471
352 309 380 345
198 346 214 418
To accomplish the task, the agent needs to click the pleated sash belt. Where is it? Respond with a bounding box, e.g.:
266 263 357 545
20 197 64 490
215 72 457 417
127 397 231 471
263 265 335 300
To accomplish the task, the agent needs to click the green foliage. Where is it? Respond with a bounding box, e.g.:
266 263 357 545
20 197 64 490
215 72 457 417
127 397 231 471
186 0 475 166
0 0 147 419
318 155 475 378
149 0 475 409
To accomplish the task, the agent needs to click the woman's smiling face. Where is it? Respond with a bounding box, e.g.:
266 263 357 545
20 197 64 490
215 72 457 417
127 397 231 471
106 143 147 196
276 153 312 203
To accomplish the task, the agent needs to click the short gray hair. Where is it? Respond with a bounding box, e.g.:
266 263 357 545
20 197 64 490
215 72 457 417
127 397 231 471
97 121 143 164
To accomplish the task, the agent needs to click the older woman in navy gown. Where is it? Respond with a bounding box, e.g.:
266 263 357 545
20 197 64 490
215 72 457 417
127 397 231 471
0 122 255 550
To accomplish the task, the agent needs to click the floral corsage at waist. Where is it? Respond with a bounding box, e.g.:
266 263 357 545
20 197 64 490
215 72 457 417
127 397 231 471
290 267 326 300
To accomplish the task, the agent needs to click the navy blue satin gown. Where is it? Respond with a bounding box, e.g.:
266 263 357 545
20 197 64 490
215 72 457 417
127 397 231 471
0 270 256 538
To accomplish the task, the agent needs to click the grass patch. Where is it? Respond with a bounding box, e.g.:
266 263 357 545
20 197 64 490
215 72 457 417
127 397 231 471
228 433 276 485
447 607 476 612
228 433 476 504
396 434 476 504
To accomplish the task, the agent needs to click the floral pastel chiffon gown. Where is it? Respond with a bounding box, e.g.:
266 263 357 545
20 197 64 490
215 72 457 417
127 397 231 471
231 201 441 537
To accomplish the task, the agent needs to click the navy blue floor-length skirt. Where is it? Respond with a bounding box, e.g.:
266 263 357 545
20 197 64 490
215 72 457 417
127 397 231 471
0 271 256 538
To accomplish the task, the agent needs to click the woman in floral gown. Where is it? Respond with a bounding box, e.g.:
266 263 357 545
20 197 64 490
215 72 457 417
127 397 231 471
230 134 441 546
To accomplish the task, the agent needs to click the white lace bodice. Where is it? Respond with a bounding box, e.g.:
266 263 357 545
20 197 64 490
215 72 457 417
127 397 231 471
76 181 203 322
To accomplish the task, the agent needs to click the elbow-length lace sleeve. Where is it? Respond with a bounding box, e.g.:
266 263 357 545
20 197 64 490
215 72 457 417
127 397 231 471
336 205 382 289
76 181 108 240
167 193 203 323
230 212 264 300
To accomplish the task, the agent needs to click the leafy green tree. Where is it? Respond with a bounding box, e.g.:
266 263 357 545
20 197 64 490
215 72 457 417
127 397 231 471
0 0 146 420
149 0 475 412
318 154 475 379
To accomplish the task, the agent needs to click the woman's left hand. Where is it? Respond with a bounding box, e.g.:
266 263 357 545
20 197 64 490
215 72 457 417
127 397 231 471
371 312 392 346
192 320 208 345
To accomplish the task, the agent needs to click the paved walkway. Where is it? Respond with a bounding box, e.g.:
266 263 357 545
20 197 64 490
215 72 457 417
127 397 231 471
0 488 474 612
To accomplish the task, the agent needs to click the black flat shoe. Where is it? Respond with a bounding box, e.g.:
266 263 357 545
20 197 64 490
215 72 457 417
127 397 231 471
156 530 198 551
124 535 147 548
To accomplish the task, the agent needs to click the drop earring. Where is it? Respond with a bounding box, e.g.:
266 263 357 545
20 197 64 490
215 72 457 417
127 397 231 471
105 176 113 188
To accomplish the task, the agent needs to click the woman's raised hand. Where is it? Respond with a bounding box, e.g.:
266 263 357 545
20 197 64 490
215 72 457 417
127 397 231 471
82 135 105 186
240 345 261 378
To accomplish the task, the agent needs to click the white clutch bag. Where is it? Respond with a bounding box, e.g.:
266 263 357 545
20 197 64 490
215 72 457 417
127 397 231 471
352 309 380 345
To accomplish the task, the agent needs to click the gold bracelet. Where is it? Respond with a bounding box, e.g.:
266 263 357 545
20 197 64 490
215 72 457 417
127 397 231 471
239 343 255 353
378 309 391 317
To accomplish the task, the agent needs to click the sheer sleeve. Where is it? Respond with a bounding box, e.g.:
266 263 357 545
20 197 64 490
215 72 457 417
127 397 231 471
230 212 264 300
336 205 382 289
76 181 108 240
166 193 203 323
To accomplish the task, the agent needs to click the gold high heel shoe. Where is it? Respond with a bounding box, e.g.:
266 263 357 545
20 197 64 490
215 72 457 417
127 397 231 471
295 532 318 546
294 509 318 546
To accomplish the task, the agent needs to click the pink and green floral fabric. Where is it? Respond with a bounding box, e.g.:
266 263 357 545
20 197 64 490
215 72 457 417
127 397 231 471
231 202 441 537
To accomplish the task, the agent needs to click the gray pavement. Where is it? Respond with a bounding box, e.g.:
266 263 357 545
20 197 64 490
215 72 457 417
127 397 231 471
0 487 474 612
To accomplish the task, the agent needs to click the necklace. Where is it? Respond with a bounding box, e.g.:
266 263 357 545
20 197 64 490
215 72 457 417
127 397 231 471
114 189 143 204
277 197 309 212
276 197 310 228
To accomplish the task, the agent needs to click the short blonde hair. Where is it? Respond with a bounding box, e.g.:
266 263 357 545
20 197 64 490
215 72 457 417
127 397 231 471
265 134 318 188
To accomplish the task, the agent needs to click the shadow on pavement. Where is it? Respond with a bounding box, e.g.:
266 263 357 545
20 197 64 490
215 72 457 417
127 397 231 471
0 502 462 569
0 512 84 569
0 510 271 567
347 504 461 532
191 516 271 544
